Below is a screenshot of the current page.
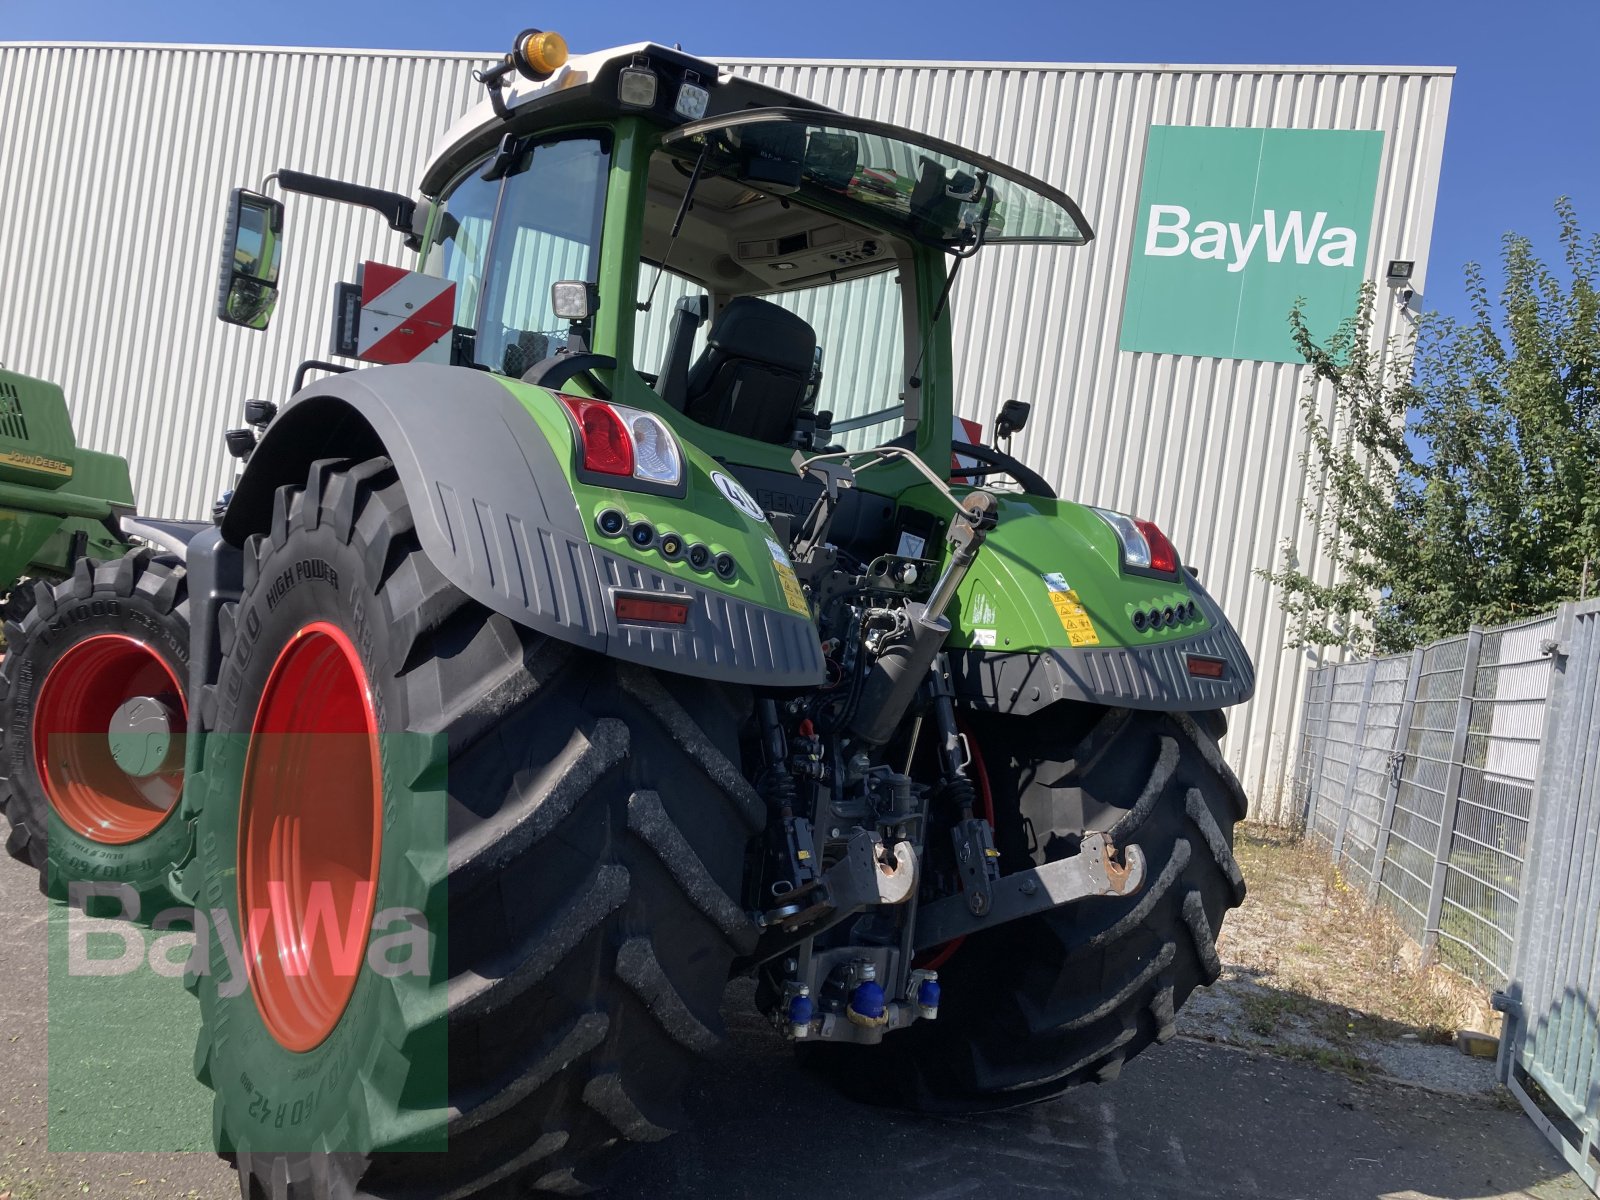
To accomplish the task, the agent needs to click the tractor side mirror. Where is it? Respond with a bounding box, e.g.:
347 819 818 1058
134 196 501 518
995 399 1031 441
215 188 285 331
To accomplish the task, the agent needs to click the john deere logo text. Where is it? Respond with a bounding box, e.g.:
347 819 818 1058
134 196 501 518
1120 126 1385 364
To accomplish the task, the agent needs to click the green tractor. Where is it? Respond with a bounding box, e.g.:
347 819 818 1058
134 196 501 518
0 366 139 615
16 30 1256 1196
0 367 197 895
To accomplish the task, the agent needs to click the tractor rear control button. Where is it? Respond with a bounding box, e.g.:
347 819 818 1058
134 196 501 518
629 520 656 549
713 552 737 580
595 508 627 537
687 543 712 571
658 532 684 560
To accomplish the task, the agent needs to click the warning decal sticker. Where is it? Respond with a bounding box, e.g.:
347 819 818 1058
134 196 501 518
1042 573 1100 647
766 537 809 615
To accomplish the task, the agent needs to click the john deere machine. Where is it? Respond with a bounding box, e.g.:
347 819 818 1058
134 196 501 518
0 367 137 614
5 30 1255 1197
0 368 198 893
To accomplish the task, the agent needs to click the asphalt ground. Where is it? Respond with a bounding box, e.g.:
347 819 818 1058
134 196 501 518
0 854 1585 1200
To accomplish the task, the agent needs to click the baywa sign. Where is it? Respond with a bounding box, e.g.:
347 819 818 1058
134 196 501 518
1119 126 1385 364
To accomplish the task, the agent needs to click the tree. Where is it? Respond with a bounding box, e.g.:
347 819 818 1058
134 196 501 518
1263 199 1600 655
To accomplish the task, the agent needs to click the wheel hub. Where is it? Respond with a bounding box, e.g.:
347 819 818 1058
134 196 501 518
107 695 183 778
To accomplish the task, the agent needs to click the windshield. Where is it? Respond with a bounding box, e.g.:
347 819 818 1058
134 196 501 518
662 109 1091 249
427 134 609 375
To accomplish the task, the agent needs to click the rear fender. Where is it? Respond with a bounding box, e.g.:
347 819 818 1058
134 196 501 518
898 486 1254 713
223 364 824 686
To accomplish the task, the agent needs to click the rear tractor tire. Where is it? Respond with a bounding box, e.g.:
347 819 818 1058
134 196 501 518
0 549 191 907
804 704 1248 1111
186 457 762 1198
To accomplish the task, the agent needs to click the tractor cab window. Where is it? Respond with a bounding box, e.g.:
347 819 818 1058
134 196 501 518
634 148 911 453
428 134 609 376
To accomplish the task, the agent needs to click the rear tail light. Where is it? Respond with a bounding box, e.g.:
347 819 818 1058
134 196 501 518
1137 520 1178 576
1092 508 1180 578
560 395 683 488
1186 654 1227 679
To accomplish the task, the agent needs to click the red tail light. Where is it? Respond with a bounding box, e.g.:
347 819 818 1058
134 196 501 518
1092 508 1182 579
561 395 633 477
1134 519 1178 575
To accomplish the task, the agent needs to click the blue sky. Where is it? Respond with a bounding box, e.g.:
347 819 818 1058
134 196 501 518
6 0 1597 325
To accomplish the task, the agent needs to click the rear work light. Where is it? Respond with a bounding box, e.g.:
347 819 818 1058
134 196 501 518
615 594 691 625
1092 508 1180 578
559 395 684 489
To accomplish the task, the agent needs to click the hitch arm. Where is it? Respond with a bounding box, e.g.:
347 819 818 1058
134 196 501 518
913 832 1145 952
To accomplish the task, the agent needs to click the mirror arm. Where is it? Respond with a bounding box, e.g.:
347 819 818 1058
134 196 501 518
274 169 421 246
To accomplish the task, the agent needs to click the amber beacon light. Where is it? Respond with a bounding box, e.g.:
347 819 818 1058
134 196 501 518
513 28 568 80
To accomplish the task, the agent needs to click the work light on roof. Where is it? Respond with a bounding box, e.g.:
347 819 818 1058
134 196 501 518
675 71 710 120
619 56 659 108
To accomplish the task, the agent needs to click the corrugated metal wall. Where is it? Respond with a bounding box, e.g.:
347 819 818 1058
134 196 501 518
0 44 1453 818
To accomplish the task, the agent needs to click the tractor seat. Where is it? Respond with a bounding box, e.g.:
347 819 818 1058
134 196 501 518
682 297 817 445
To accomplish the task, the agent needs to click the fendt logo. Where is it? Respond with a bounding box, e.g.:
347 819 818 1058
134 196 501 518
1119 126 1385 364
1143 205 1360 274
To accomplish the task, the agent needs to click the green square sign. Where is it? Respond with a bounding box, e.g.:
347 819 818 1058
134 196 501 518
1119 126 1385 363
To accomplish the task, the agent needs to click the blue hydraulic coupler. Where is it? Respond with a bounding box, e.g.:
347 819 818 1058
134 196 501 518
916 973 941 1020
788 988 814 1038
848 978 888 1028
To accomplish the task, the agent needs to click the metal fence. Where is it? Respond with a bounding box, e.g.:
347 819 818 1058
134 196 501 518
1295 616 1555 984
1291 600 1600 1189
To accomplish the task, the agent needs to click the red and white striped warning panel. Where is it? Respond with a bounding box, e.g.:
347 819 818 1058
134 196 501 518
356 262 456 365
952 415 984 474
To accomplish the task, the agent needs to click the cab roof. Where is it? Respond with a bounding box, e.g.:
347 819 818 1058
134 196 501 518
421 42 834 196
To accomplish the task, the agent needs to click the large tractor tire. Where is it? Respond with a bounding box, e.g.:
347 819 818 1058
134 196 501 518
186 457 762 1198
0 549 191 907
804 705 1247 1112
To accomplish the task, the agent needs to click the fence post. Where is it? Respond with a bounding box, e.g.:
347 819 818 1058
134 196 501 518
1422 627 1484 962
1331 657 1378 863
1495 601 1576 1082
1368 645 1424 903
1302 664 1332 833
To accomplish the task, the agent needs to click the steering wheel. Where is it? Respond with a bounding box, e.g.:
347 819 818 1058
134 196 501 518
950 441 1056 498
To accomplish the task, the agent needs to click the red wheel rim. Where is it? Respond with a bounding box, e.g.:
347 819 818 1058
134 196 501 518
32 634 186 844
239 621 383 1053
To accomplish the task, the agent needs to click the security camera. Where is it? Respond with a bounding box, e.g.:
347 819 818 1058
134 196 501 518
1397 286 1415 307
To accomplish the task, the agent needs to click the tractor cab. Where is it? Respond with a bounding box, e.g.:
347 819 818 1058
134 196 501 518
418 98 1088 527
218 37 1090 515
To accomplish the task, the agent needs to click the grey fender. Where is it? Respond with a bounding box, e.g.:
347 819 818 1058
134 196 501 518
947 571 1256 716
222 363 824 686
